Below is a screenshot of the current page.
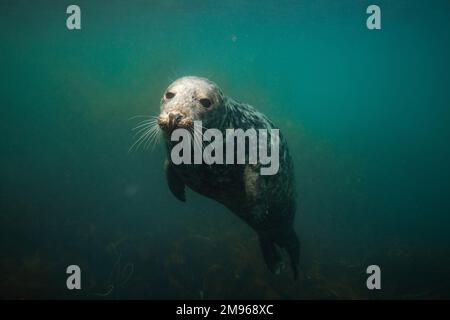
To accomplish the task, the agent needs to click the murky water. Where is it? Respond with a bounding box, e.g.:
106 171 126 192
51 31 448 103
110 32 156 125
1 0 449 299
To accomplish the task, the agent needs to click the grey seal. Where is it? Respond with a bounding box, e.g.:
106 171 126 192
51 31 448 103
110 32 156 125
157 76 300 278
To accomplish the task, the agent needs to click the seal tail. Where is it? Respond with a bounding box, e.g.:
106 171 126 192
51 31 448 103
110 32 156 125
259 228 300 279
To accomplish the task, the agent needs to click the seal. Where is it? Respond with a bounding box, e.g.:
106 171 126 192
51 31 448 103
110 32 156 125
157 76 300 278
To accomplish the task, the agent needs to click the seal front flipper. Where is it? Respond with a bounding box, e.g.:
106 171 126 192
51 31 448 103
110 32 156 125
164 160 186 202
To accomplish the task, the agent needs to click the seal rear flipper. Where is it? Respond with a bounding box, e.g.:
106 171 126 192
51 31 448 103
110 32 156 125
164 160 186 202
277 228 300 280
258 236 284 275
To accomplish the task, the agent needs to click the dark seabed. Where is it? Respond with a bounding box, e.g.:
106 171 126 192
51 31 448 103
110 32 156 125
1 0 450 299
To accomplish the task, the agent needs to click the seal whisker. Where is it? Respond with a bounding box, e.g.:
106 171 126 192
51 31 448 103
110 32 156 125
143 125 158 150
132 118 158 128
133 125 153 139
150 124 162 149
145 126 161 151
190 125 206 152
129 126 154 153
131 118 159 139
128 115 155 121
137 129 155 151
132 121 158 137
132 121 154 132
196 125 207 148
141 122 161 151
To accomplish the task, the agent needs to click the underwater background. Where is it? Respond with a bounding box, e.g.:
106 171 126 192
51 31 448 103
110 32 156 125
1 0 450 299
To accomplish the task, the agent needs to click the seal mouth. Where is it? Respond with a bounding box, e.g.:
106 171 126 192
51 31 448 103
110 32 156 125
158 114 192 136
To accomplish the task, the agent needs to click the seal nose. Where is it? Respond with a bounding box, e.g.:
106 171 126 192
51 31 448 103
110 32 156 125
168 112 182 128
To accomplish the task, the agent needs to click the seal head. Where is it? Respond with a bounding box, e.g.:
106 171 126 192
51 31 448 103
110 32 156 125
157 76 225 135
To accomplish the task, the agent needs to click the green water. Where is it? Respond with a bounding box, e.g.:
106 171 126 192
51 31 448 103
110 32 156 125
1 0 450 299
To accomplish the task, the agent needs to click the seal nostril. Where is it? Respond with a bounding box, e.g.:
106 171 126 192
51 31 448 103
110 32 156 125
168 113 183 127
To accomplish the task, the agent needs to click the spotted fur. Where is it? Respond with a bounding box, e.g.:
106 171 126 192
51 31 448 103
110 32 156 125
159 76 300 278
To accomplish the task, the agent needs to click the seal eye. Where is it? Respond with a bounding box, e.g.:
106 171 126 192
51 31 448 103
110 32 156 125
199 98 212 109
165 92 175 99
